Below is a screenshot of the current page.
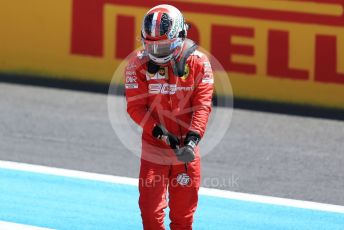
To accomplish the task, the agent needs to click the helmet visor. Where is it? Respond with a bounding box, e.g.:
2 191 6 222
143 38 183 58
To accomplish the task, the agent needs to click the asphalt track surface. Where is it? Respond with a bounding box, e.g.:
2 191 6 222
0 82 343 206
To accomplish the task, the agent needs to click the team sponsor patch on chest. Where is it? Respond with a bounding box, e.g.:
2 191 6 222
125 83 138 89
125 73 138 89
148 83 194 95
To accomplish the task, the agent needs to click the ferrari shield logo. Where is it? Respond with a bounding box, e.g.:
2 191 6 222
181 64 190 80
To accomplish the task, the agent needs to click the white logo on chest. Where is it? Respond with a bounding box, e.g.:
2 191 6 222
148 84 194 95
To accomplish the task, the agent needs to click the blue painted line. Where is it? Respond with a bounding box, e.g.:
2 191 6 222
0 168 343 230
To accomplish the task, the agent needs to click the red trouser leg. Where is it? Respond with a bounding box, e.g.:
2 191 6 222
169 156 201 230
139 159 169 230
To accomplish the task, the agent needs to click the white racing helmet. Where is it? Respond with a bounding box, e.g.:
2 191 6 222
141 4 188 64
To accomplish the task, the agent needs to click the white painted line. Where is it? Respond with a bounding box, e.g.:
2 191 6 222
0 221 53 230
199 187 344 214
1 160 344 214
0 160 138 186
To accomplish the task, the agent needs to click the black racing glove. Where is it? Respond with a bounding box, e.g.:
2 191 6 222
152 124 180 152
176 131 201 163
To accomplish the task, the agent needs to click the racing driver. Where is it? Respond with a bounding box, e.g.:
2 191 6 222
124 4 214 230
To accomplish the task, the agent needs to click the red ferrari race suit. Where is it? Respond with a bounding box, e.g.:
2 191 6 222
125 41 214 230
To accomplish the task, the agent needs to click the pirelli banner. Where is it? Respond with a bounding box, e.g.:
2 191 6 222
1 0 344 109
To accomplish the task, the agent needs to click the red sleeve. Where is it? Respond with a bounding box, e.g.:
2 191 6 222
189 54 214 137
125 57 157 135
